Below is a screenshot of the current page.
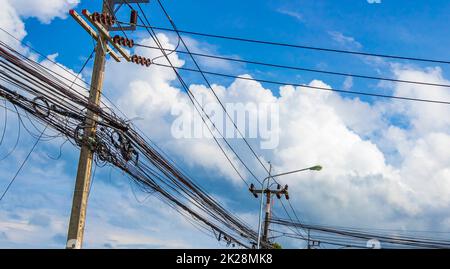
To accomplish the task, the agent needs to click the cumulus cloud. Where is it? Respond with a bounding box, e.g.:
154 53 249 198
2 0 450 249
105 30 450 235
0 0 27 51
8 0 79 24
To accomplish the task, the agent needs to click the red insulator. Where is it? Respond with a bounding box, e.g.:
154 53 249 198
92 12 100 23
108 14 114 26
128 39 134 48
100 13 107 25
120 37 127 46
130 10 138 25
113 35 120 44
131 55 138 63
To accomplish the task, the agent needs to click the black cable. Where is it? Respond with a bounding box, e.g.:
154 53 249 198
70 48 95 88
132 2 259 186
156 0 270 177
151 63 450 105
0 105 21 161
0 98 7 146
137 43 450 89
121 21 450 65
0 125 47 203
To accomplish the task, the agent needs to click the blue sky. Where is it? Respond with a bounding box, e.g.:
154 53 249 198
1 0 450 248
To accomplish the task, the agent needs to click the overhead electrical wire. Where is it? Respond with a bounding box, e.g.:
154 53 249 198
151 62 450 105
155 0 270 176
118 21 450 65
127 0 264 187
135 43 450 89
0 125 47 203
0 26 258 244
271 217 450 249
0 41 268 249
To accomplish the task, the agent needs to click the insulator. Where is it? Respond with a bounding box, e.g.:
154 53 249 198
92 12 100 23
100 13 107 25
128 38 134 48
113 35 120 44
131 54 139 63
120 37 127 46
131 55 150 67
145 58 151 67
285 192 290 200
108 14 115 26
130 10 138 25
276 193 281 199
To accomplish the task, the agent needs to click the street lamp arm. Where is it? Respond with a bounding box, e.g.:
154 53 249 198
264 165 322 181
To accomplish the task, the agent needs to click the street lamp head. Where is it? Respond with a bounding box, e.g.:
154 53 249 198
309 165 322 171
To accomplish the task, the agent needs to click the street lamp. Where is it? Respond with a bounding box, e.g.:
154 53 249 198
250 165 322 249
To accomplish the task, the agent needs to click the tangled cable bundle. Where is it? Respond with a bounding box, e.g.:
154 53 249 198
0 41 268 249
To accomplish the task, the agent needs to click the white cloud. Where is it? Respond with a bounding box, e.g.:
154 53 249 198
2 0 450 249
328 31 363 50
106 31 450 236
0 0 27 51
343 76 353 90
8 0 79 24
277 8 303 22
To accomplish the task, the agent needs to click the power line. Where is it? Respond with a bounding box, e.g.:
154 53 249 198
118 21 450 65
135 43 450 89
0 125 47 203
271 217 450 249
0 41 265 249
155 0 270 176
151 62 450 105
131 1 262 186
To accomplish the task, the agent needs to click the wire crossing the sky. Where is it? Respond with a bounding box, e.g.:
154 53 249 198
119 21 450 65
150 62 450 105
135 43 450 89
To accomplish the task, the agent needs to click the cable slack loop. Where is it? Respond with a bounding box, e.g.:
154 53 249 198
31 96 50 118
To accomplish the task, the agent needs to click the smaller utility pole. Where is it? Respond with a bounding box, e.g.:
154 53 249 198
249 164 322 249
249 164 289 249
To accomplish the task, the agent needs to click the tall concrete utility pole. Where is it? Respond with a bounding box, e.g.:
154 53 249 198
66 0 110 250
66 0 148 249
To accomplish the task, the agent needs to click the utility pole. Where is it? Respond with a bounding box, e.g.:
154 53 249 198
66 0 110 250
249 163 289 249
249 164 322 249
262 187 272 243
66 0 148 249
